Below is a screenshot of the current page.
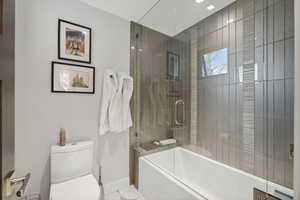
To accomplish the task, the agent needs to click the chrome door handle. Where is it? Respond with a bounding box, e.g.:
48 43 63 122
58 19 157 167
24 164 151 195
175 99 185 126
4 170 31 197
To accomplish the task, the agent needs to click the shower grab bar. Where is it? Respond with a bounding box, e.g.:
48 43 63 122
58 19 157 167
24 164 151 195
175 100 185 126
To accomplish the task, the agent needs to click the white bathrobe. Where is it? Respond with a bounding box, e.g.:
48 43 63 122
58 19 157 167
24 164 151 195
99 70 133 135
98 69 118 135
118 72 133 131
109 72 133 133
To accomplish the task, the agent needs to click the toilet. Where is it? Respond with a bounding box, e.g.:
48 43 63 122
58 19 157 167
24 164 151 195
119 188 139 200
49 141 101 200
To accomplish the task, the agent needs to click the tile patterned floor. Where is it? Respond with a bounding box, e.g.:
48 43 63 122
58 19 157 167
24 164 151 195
105 186 146 200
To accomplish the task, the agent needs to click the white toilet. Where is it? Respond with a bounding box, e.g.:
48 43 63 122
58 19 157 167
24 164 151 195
49 141 101 200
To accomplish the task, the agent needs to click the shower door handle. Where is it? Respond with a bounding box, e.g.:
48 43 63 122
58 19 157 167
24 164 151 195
175 100 185 126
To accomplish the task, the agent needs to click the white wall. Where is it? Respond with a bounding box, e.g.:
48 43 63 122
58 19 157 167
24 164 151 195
15 0 130 199
294 0 300 199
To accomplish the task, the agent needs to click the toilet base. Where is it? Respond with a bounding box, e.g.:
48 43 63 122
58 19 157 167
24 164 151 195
119 188 139 200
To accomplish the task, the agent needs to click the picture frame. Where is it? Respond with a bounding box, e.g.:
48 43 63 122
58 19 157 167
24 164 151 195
51 62 95 94
58 19 92 64
167 52 180 80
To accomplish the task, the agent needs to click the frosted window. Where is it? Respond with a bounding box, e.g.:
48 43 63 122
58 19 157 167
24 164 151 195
202 48 228 77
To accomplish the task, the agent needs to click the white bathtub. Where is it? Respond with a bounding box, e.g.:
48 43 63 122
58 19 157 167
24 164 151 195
139 147 294 200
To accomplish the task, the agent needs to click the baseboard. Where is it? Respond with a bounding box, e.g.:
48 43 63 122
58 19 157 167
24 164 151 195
103 177 130 195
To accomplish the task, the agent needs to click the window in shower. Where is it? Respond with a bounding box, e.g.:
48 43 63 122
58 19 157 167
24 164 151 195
202 48 228 77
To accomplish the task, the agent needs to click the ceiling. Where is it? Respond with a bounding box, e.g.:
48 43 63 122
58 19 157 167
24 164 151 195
79 0 235 36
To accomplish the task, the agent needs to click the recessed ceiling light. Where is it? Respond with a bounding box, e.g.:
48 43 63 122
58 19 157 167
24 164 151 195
195 0 204 3
207 4 215 11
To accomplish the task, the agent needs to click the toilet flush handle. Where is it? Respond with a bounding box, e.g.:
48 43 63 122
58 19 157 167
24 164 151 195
4 170 31 197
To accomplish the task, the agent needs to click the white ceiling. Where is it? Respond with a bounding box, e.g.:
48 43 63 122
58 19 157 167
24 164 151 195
79 0 159 22
79 0 236 36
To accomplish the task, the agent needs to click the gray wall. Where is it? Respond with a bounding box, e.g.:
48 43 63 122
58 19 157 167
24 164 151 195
15 0 130 199
176 0 294 188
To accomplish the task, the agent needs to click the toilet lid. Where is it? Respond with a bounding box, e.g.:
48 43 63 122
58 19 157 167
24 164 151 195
50 174 100 200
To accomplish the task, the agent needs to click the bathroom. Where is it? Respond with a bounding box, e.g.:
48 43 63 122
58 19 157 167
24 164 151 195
1 0 300 200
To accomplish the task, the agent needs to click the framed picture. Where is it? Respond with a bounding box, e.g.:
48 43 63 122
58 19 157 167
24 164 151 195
167 52 180 80
51 62 95 94
58 19 92 64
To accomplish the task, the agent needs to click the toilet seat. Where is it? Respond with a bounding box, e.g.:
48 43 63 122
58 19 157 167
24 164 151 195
50 174 100 200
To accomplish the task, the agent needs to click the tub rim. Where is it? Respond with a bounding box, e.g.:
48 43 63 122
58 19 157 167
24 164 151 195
142 146 294 198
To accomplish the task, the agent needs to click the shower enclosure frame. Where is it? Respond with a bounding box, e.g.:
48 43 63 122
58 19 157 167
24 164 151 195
293 1 300 199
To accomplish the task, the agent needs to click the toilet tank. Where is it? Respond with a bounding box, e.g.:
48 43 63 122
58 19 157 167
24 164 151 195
51 141 94 184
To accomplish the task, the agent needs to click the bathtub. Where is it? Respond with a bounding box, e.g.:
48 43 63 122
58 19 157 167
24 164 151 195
139 147 294 200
